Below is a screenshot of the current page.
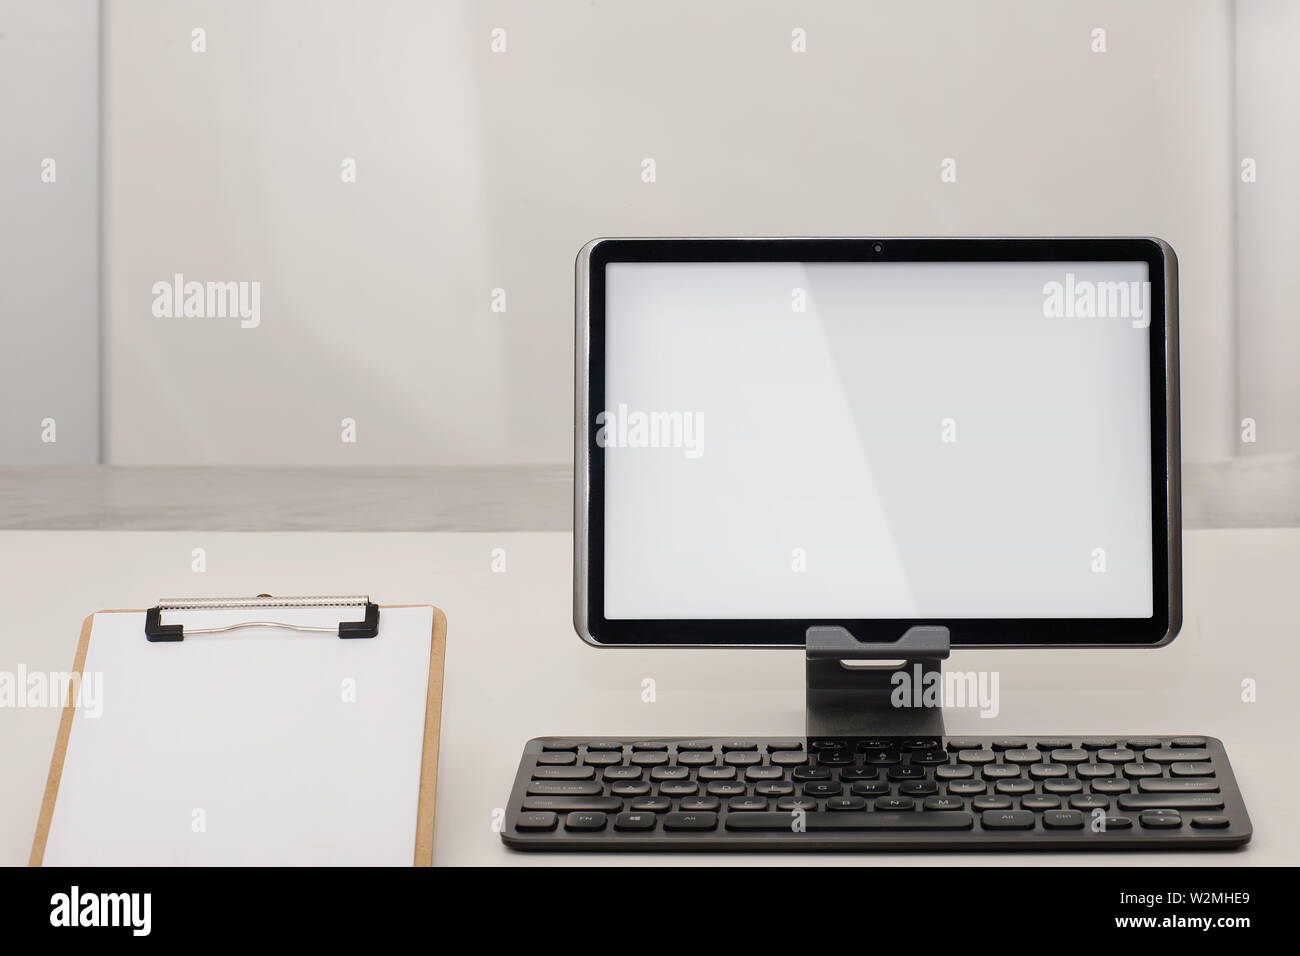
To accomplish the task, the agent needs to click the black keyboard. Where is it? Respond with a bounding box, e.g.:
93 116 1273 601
502 735 1251 850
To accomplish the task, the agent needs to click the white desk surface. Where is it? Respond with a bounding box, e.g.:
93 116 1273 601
1 528 1295 866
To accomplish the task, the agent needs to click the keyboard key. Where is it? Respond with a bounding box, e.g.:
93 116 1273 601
1144 749 1207 763
973 795 1013 810
745 766 784 781
614 811 657 831
983 765 1022 779
982 810 1035 830
841 767 879 781
528 781 603 796
887 765 927 780
949 780 988 795
1081 738 1116 750
632 741 668 751
650 766 690 781
723 751 762 766
1098 748 1136 763
564 811 608 831
523 796 622 812
937 765 974 779
664 811 717 831
584 742 624 752
728 797 769 812
899 781 939 796
631 752 669 766
1028 763 1068 779
1127 738 1163 750
902 738 941 751
990 739 1027 751
514 811 558 831
770 751 808 767
825 796 868 811
851 781 889 797
803 781 842 797
535 752 577 765
673 740 715 751
1170 762 1215 777
1003 749 1043 764
1042 810 1085 829
1076 763 1115 779
1069 795 1109 810
1101 816 1133 830
912 750 950 765
726 812 974 831
875 796 915 811
754 782 793 796
603 766 642 780
1050 748 1089 764
924 796 965 811
863 749 901 766
793 767 831 781
677 751 716 767
1138 778 1220 793
856 739 893 751
946 737 983 751
958 749 996 765
705 782 744 796
1172 737 1207 748
995 780 1033 795
1139 810 1182 828
532 766 596 780
765 740 802 752
817 750 855 766
612 782 649 796
1021 795 1061 811
699 766 736 780
630 797 672 812
583 752 622 766
776 796 818 811
1122 763 1163 778
542 740 580 752
1190 815 1230 829
1043 779 1084 795
679 796 720 811
1118 794 1225 811
1035 739 1074 750
1091 778 1133 794
810 739 848 751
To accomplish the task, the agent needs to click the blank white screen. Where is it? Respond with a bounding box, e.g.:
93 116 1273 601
602 261 1154 619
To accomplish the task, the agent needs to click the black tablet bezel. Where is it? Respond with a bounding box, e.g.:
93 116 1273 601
576 237 1179 648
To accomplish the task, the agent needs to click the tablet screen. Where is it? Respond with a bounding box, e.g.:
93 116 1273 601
601 259 1154 621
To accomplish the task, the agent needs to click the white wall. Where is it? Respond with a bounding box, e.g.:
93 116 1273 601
21 1 1251 465
0 0 100 463
1235 0 1300 458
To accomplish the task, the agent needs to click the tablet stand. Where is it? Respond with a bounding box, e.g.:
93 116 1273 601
806 625 950 739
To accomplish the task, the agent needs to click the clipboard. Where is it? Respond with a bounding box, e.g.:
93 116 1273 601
30 596 447 867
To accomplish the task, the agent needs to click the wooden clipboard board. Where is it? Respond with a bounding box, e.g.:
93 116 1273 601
30 599 447 867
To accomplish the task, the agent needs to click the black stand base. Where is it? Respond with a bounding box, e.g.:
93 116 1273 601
806 625 950 739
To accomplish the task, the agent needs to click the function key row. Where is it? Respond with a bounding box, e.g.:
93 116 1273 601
539 737 1208 754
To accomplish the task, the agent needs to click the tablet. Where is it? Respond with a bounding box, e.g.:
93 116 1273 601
575 238 1179 648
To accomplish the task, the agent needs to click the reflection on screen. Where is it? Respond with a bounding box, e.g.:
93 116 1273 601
602 261 1153 619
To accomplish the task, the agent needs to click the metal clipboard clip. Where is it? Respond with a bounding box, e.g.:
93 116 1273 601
144 595 380 643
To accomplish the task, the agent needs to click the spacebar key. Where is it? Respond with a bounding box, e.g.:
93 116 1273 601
725 811 974 831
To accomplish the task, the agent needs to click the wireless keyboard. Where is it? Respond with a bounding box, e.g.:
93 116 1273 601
501 735 1251 850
